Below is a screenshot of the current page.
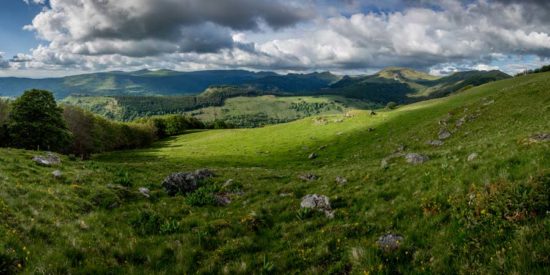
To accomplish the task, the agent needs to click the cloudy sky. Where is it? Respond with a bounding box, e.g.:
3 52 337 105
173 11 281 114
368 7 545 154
0 0 549 77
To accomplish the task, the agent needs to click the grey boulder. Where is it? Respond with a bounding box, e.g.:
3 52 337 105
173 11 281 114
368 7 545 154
300 194 334 218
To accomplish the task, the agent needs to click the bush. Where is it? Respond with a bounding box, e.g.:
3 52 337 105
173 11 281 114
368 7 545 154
185 185 218 207
8 90 71 151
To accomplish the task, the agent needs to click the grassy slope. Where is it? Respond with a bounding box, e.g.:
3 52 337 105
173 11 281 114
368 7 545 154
186 95 376 124
1 73 549 274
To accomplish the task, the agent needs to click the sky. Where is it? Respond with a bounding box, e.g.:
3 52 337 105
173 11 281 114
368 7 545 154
0 0 549 78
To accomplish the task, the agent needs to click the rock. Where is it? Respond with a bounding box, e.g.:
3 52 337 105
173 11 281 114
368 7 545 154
300 194 334 218
52 170 63 178
298 173 318 181
308 153 318 160
279 192 293 197
335 176 348 185
438 129 452 140
376 234 404 253
467 153 478 162
138 187 150 198
32 152 61 166
405 153 429 165
214 193 231 206
161 169 214 196
527 133 550 144
426 140 444 146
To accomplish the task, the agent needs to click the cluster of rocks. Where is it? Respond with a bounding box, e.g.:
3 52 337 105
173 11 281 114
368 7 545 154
161 169 214 196
32 152 61 166
300 194 334 218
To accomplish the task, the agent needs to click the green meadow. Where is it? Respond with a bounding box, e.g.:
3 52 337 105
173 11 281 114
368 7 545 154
1 72 549 274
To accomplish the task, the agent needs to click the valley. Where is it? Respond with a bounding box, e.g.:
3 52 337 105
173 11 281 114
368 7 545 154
1 72 548 273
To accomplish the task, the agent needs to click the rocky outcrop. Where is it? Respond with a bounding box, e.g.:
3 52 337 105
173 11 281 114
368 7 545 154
161 169 214 196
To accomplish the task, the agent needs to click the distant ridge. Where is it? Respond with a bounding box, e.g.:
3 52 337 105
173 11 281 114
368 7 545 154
0 68 510 103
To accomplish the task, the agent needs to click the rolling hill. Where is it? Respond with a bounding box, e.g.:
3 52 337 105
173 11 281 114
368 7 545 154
327 67 511 103
0 71 548 273
0 70 340 99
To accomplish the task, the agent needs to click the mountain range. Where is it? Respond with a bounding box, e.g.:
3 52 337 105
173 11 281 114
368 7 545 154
0 68 510 103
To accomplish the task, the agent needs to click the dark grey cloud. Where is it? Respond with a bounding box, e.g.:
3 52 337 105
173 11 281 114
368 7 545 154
27 0 313 56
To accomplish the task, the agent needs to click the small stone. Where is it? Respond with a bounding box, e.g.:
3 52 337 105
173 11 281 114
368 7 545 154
52 170 63 178
438 129 452 140
308 153 318 160
298 173 318 181
467 153 478 162
405 153 429 165
138 187 150 198
426 140 444 146
335 176 348 185
376 234 404 253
